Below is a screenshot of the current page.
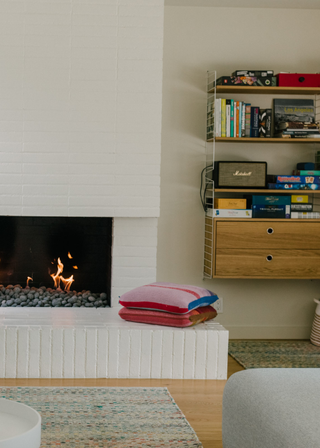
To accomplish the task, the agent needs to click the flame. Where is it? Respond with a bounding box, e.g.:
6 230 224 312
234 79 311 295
27 276 33 287
73 266 78 270
68 252 73 259
50 257 76 292
60 275 74 292
50 257 64 289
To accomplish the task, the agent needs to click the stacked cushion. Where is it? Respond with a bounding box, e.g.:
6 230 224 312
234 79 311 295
119 305 217 327
119 282 219 327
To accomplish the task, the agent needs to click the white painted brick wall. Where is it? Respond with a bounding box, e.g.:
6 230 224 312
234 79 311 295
112 217 158 305
0 0 164 218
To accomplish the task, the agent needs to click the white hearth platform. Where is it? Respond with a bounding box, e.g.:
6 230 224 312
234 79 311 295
0 308 228 380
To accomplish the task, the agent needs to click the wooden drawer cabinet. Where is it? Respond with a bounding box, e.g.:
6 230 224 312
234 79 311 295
205 218 320 279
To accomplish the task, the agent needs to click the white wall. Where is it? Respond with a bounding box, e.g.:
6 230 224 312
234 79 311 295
158 6 320 338
0 0 164 218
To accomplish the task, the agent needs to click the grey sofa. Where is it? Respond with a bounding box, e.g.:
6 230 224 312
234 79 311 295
222 368 320 448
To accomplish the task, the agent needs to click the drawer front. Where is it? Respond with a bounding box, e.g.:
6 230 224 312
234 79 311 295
215 249 320 278
216 221 320 249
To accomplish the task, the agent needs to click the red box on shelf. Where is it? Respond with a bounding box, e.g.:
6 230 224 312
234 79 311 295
276 73 320 87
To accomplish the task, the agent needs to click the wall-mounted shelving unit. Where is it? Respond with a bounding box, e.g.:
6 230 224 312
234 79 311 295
203 70 320 279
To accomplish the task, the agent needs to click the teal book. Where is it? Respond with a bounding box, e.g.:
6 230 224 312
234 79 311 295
238 102 242 138
230 99 234 138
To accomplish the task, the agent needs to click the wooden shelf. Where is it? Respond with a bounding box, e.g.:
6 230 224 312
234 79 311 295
207 137 320 143
213 189 320 193
209 86 320 95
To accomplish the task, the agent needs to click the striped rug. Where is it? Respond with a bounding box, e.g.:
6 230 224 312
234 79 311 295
0 387 203 447
229 340 320 369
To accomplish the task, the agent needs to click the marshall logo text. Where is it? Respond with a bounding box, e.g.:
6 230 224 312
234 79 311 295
233 171 252 176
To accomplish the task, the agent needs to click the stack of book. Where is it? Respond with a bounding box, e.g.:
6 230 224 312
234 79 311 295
290 194 317 219
215 100 270 138
273 99 320 138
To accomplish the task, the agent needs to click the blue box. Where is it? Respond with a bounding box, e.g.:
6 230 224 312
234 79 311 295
252 204 290 219
252 195 291 205
268 183 320 190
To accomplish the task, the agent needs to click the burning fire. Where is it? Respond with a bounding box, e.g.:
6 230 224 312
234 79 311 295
27 276 33 287
68 252 73 259
50 257 75 292
73 266 78 270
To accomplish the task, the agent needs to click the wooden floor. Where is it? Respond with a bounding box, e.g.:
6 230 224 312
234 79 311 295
0 355 243 448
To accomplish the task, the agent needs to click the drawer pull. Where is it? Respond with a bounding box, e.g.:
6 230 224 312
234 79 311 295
267 227 274 234
266 255 273 262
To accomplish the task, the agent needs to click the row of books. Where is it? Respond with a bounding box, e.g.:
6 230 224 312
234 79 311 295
207 98 320 140
206 99 271 140
206 195 319 219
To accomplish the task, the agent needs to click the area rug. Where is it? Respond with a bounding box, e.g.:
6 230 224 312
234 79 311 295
0 387 203 447
229 340 320 369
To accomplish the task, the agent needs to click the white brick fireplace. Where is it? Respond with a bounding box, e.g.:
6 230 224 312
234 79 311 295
0 0 164 300
0 0 229 379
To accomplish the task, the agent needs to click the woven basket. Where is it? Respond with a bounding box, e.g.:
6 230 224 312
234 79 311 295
310 299 320 346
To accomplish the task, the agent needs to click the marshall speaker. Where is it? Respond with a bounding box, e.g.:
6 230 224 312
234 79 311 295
213 161 267 189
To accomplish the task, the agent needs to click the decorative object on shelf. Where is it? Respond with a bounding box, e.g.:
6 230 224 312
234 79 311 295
276 72 320 87
213 161 267 189
310 298 320 346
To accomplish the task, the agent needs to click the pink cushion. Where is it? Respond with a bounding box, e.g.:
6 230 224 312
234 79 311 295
118 306 217 327
119 282 219 314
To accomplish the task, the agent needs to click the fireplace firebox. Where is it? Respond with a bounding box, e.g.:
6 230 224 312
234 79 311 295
0 217 112 308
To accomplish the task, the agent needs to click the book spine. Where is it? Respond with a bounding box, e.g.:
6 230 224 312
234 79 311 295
265 109 272 137
279 131 319 137
234 101 238 138
221 99 226 138
236 102 240 138
245 104 251 137
250 107 259 137
291 203 313 211
241 102 246 137
238 101 242 138
291 212 320 219
230 99 234 138
215 99 221 137
226 99 231 138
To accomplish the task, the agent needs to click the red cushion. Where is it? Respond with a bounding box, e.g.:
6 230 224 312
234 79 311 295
118 306 217 327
